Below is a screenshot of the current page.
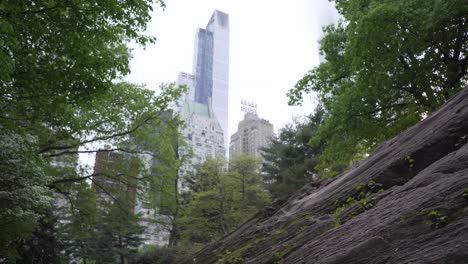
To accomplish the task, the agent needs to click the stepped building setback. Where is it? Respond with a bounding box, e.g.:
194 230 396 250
176 72 195 105
177 10 230 177
179 100 225 177
192 10 230 151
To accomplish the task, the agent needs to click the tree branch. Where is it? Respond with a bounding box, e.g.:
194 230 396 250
91 178 124 208
351 103 407 118
51 172 111 185
50 170 147 186
0 5 91 16
37 113 162 154
45 147 157 158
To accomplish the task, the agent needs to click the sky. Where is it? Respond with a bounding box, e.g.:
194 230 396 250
125 0 339 138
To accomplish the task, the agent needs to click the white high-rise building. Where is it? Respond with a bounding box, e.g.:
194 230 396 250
175 10 229 180
192 10 230 152
176 72 195 105
179 99 225 177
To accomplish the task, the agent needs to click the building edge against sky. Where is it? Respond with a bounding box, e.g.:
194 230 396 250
174 10 231 191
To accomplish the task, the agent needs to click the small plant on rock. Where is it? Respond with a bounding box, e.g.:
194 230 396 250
428 210 448 229
334 206 344 227
272 247 289 263
405 155 415 168
356 181 384 200
217 250 244 264
334 181 384 227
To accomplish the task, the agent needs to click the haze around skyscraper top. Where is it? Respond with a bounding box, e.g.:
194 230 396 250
125 0 339 138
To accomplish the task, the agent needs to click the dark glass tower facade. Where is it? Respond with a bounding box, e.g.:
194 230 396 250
192 10 230 152
194 29 214 105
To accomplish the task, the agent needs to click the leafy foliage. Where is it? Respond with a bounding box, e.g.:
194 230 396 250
463 188 468 199
334 181 384 227
272 248 288 263
129 245 199 264
0 0 191 261
57 183 98 263
14 209 62 264
261 109 344 197
217 250 244 264
135 113 188 246
0 134 51 259
428 210 448 229
185 156 226 193
0 0 163 113
229 154 263 201
288 0 467 176
178 156 270 244
94 196 145 264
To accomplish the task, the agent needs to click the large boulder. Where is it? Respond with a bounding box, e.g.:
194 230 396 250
191 88 468 264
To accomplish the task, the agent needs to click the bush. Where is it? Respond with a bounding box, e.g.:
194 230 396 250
130 246 199 264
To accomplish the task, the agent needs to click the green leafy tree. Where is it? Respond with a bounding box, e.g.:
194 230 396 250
14 209 62 264
129 245 198 264
261 109 340 198
0 134 51 259
229 154 262 200
1 0 164 120
178 173 241 244
0 1 191 263
57 183 98 264
178 156 270 244
0 0 190 259
92 194 144 264
135 113 188 246
185 156 225 193
288 0 467 176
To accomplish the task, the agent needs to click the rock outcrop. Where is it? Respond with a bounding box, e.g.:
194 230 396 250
190 88 468 264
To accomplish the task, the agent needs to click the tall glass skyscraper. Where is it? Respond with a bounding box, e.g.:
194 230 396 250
193 29 213 105
193 10 230 152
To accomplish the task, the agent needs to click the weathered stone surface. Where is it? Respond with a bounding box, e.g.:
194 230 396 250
191 88 468 264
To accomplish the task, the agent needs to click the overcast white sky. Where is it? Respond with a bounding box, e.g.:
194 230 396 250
125 0 339 138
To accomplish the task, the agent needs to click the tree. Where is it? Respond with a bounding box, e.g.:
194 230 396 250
14 209 62 264
57 183 98 264
185 156 226 193
178 156 270 245
136 113 188 246
94 196 145 264
0 0 170 166
261 109 339 198
0 0 189 259
229 154 261 200
0 134 51 260
288 0 467 176
1 0 164 118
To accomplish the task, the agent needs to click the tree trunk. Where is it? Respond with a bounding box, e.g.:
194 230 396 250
242 173 246 200
169 143 182 246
